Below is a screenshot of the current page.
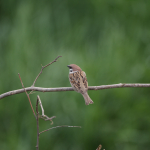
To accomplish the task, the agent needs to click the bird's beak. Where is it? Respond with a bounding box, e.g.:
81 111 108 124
67 65 70 68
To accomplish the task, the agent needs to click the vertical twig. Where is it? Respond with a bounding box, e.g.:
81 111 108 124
37 95 56 124
18 73 36 118
36 96 39 150
38 95 45 116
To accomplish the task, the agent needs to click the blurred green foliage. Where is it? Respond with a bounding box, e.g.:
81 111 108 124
0 0 150 150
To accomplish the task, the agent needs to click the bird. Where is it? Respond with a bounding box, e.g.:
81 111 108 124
67 64 93 105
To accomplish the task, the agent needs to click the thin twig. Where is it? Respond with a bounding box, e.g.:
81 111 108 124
18 73 36 118
38 95 44 116
37 95 56 124
1 83 150 100
36 96 39 150
43 116 56 121
32 56 62 87
39 125 81 135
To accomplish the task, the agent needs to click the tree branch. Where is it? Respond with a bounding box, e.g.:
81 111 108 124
36 96 39 150
37 95 56 124
39 125 81 135
1 83 150 100
32 56 62 87
18 73 36 118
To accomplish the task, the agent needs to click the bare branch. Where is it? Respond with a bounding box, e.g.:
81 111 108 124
18 73 36 118
37 95 56 124
1 83 150 100
39 125 81 135
36 96 39 150
32 56 62 87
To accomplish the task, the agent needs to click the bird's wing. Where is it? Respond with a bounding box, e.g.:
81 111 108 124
80 71 88 90
69 72 81 92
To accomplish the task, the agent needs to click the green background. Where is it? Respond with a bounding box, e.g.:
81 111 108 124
0 0 150 150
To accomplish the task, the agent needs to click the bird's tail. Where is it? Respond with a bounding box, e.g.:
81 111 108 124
82 92 93 105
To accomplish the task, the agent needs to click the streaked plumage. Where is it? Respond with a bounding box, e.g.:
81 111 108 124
67 64 93 105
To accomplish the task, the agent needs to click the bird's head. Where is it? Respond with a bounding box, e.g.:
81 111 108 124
67 64 82 73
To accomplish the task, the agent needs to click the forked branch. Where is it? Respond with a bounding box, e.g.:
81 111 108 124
17 56 81 150
37 95 56 124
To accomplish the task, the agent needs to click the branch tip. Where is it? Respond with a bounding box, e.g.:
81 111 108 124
31 56 62 87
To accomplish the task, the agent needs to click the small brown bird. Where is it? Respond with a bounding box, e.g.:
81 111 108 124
67 64 93 105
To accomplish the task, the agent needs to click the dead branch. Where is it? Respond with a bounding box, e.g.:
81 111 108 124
18 73 36 118
1 83 150 100
36 96 39 150
32 56 62 87
39 125 81 134
37 95 56 124
35 95 80 148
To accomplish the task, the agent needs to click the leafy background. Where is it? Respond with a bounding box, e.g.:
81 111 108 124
0 0 150 150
